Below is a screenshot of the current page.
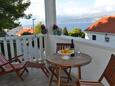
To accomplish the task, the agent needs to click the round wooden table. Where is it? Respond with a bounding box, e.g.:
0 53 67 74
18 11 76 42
47 53 91 86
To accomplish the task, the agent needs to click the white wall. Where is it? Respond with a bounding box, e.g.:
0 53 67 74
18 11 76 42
85 32 115 47
49 35 115 86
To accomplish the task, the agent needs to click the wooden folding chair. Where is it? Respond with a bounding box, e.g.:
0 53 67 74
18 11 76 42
56 43 72 53
76 54 115 86
0 53 28 80
56 43 72 81
48 43 72 86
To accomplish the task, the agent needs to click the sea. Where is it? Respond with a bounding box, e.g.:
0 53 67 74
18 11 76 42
56 16 96 31
21 16 97 31
58 22 93 31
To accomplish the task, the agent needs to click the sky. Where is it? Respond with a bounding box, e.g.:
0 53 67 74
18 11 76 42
56 0 115 17
20 0 115 26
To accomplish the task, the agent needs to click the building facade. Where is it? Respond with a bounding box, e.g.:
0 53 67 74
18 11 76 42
85 16 115 46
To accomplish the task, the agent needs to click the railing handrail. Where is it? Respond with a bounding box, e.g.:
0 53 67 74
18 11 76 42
0 34 46 61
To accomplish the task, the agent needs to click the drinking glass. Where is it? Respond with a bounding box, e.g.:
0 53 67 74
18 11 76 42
76 49 81 57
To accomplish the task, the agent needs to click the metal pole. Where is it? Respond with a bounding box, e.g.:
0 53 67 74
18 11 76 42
32 18 35 34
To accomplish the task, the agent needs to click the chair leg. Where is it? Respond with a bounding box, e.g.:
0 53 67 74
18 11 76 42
49 71 54 86
63 67 72 82
44 66 50 73
41 67 49 78
20 67 28 76
15 71 24 81
25 68 29 73
49 66 58 79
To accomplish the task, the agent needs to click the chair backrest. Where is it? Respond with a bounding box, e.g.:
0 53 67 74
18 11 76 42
0 53 8 66
0 53 14 71
99 54 115 86
56 43 71 53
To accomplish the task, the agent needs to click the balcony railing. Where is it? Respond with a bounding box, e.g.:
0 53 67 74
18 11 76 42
0 35 46 61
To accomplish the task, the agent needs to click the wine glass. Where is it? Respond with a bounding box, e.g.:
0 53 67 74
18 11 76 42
76 49 81 57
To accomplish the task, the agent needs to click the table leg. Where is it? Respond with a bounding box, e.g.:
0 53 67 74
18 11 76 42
57 67 61 86
78 66 81 79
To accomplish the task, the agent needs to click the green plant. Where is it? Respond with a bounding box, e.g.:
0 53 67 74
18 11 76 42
80 32 85 38
63 27 68 36
68 27 85 38
0 30 6 37
52 24 61 35
41 24 47 34
35 22 42 34
0 0 31 30
57 29 62 35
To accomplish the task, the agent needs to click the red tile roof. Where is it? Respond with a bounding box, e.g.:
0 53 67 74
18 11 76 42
16 27 34 36
85 16 115 33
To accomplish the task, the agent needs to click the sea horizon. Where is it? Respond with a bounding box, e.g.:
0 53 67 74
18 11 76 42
21 16 97 31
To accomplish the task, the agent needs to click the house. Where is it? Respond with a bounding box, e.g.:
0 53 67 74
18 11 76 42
7 27 34 36
6 26 23 36
85 16 115 45
16 27 34 36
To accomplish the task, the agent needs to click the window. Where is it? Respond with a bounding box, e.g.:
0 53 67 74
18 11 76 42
92 35 96 40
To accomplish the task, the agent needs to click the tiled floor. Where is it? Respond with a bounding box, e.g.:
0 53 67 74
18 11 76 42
0 68 76 86
0 68 49 86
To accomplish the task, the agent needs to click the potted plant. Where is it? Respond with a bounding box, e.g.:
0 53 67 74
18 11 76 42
52 24 61 35
41 24 47 34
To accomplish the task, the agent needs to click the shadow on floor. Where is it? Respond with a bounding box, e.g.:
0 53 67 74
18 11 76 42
0 68 77 86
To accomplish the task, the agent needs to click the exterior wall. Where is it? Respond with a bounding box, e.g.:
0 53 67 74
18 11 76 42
85 32 115 47
49 35 115 86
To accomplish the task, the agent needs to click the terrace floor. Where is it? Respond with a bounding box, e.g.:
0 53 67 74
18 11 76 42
0 68 50 86
0 68 76 86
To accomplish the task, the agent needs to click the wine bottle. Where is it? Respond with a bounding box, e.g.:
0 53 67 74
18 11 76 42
70 39 75 56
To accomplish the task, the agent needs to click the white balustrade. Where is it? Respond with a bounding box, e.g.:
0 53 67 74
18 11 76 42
0 35 46 61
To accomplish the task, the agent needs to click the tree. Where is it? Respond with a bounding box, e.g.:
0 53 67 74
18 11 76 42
69 27 85 38
0 0 31 31
69 28 81 37
34 22 42 34
80 32 85 38
63 27 68 35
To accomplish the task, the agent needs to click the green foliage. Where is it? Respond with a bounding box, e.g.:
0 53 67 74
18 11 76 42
63 27 85 38
41 24 47 34
52 24 62 35
0 30 6 37
63 27 68 35
35 22 42 34
0 0 31 30
57 29 62 35
70 27 81 37
80 32 85 38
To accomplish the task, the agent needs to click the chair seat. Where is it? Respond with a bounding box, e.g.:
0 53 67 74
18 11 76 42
3 63 26 72
80 81 104 86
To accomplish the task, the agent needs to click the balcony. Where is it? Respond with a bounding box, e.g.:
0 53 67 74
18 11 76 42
0 34 114 86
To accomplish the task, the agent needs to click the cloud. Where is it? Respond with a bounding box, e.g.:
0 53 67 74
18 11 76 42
56 1 86 16
57 0 115 17
25 0 45 20
93 0 115 12
23 0 115 19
